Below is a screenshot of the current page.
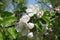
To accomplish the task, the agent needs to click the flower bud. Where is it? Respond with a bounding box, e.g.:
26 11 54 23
27 32 33 38
48 4 52 8
27 23 34 29
45 32 49 35
37 11 44 18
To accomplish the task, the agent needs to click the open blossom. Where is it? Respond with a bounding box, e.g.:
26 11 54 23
16 21 30 36
16 15 30 32
27 22 34 29
27 32 33 38
16 14 30 32
16 21 27 32
37 11 44 18
26 4 39 17
20 15 30 23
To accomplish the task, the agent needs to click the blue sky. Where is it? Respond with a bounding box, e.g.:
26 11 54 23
5 0 51 12
27 0 37 5
5 0 36 12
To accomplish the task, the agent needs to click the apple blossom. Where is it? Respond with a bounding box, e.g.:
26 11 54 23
26 4 39 17
20 15 30 23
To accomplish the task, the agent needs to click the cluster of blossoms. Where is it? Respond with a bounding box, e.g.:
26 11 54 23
16 4 44 38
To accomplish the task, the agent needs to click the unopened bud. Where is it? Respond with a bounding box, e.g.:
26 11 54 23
27 23 34 29
27 32 33 38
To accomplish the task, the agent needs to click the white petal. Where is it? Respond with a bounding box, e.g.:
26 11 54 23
20 15 30 23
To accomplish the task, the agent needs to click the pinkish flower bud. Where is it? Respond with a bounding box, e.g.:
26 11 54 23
27 32 33 38
27 23 34 29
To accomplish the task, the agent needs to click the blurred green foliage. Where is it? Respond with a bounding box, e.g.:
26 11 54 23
0 0 60 40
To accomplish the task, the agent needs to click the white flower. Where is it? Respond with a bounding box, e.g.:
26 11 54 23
27 22 34 29
37 11 44 18
16 15 30 33
20 15 30 23
27 32 33 38
26 4 39 17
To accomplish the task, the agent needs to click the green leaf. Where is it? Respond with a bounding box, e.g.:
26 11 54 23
7 27 17 39
42 0 46 4
42 11 50 25
35 23 42 32
1 16 16 27
0 11 16 27
0 32 3 40
0 2 4 6
42 16 50 23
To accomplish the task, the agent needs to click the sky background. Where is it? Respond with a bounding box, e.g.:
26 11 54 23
27 0 37 5
5 0 51 12
5 0 37 12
